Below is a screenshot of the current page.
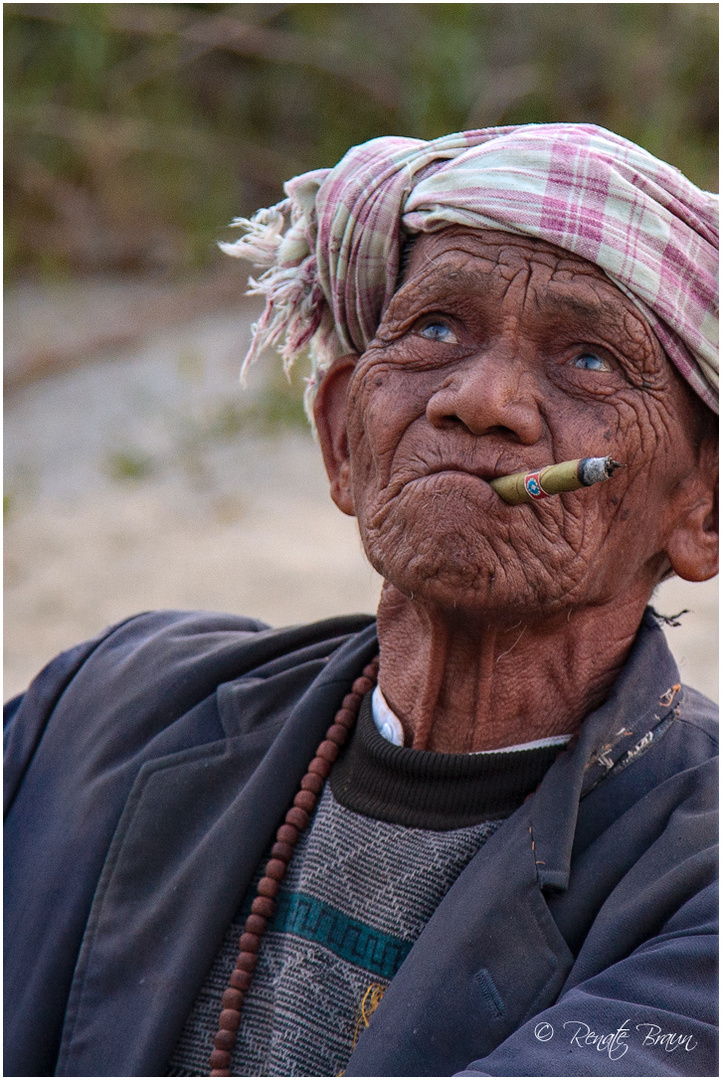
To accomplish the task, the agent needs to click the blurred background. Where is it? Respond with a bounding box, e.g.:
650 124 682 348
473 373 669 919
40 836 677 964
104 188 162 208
5 2 719 700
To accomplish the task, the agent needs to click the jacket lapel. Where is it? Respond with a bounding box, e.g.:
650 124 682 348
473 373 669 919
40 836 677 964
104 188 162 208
344 802 574 1076
57 629 378 1077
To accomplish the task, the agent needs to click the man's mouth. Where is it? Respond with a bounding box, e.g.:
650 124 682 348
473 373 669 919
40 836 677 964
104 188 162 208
395 466 508 503
420 462 520 484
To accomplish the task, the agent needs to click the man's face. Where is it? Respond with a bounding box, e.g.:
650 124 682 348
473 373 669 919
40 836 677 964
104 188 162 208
332 228 708 621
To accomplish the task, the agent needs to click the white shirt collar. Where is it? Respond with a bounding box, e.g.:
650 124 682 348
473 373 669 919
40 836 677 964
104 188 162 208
371 684 571 754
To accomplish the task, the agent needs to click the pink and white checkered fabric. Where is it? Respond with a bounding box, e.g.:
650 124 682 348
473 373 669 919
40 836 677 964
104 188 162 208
222 124 719 412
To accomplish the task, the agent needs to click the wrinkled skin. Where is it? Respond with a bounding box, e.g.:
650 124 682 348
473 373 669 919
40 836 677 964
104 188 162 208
315 229 718 751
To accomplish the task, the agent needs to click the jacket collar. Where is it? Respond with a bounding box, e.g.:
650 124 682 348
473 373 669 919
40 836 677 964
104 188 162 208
530 609 682 892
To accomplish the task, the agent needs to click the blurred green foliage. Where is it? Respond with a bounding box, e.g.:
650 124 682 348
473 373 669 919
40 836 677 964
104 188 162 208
5 3 718 278
104 447 155 481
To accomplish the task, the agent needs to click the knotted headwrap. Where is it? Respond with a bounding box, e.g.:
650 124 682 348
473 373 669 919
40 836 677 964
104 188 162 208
222 123 719 414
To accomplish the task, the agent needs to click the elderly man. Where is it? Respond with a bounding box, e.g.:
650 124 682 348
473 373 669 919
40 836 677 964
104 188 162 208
4 125 718 1077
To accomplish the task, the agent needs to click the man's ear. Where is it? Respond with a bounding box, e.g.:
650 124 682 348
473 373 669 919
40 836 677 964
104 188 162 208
664 438 719 582
313 355 358 517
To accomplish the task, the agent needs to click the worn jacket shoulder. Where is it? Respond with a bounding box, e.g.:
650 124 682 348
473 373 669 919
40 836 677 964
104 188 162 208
4 609 376 815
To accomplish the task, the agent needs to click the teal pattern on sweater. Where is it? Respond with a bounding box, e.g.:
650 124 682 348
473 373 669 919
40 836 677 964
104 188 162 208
269 891 413 979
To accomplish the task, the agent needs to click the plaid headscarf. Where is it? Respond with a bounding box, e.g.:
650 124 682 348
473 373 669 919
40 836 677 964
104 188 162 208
222 124 719 413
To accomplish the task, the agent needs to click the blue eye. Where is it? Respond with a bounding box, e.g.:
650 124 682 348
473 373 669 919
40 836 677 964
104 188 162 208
419 321 457 343
573 352 608 371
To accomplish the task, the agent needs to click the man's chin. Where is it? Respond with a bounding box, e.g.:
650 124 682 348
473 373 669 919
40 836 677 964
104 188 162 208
365 543 565 620
357 486 621 616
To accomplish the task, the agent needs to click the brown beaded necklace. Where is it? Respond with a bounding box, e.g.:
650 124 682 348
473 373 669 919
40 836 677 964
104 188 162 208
208 657 380 1077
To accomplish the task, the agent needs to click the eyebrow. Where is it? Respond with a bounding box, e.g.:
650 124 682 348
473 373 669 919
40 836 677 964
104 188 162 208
535 292 615 322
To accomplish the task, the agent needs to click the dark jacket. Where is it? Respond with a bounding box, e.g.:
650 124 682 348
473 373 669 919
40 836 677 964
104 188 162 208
4 609 718 1077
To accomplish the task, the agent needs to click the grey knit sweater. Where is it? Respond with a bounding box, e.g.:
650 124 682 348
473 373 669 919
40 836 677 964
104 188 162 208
168 695 565 1076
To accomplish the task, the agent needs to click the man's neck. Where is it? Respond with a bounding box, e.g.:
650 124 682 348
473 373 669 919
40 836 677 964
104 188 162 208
375 584 651 753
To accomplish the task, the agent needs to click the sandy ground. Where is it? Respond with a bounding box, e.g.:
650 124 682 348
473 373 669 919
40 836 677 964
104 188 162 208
4 278 718 703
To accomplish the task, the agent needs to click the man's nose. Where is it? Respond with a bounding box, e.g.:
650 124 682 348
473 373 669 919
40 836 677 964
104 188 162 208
425 347 543 445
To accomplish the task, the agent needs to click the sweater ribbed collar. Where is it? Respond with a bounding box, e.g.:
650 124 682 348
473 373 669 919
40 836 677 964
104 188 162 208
330 693 568 830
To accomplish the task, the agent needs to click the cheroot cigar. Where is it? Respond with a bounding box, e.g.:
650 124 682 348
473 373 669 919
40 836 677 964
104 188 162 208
490 455 625 505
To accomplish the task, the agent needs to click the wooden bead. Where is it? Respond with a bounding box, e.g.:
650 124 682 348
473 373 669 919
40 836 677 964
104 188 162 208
294 789 316 813
236 950 259 972
210 1048 232 1069
214 1030 236 1051
245 912 268 935
219 1008 241 1032
276 823 299 846
326 723 349 745
301 772 324 795
210 1070 231 1077
221 987 244 1011
264 858 287 881
342 693 360 711
308 756 331 779
352 675 374 696
363 661 379 679
286 806 309 829
257 876 280 898
230 968 252 991
334 708 356 729
271 840 294 861
251 895 275 919
239 932 260 953
316 740 339 764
